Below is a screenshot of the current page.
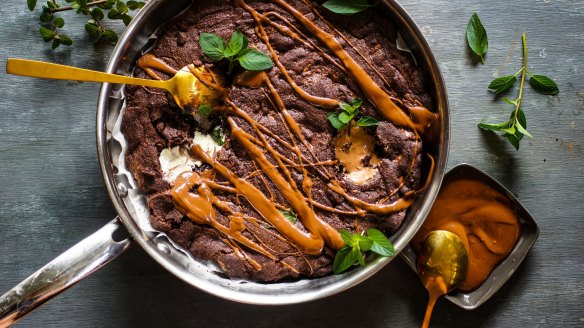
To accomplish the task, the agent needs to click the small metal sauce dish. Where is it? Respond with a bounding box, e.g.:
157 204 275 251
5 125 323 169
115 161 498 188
401 163 540 310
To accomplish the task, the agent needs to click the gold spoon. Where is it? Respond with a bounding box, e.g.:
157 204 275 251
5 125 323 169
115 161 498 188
416 230 468 328
5 58 221 110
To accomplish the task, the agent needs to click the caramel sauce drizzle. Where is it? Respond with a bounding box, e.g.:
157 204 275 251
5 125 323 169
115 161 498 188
135 0 439 274
137 54 177 79
300 0 394 92
263 11 348 74
238 0 340 109
171 171 276 260
267 0 436 134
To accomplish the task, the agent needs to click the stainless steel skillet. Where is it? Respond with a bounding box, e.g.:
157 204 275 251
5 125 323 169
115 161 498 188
0 0 449 325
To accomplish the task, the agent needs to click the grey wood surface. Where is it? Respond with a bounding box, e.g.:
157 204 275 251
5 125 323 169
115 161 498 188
1 0 583 327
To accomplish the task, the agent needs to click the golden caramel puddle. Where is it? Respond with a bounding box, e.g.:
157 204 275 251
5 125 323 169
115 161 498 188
333 124 380 185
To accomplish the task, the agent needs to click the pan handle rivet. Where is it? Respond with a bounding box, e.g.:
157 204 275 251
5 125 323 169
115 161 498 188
117 183 128 197
157 242 171 254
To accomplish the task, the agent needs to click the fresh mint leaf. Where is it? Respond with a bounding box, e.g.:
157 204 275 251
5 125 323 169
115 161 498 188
126 1 145 10
199 31 272 74
339 230 354 246
327 112 347 129
366 229 395 256
280 209 297 224
39 27 56 42
488 75 516 94
506 109 526 150
355 248 366 266
503 133 523 150
237 48 273 71
515 120 532 138
197 104 212 117
60 34 73 46
356 116 379 127
40 9 51 22
27 0 37 11
338 111 354 124
333 229 395 274
357 236 373 252
107 8 122 19
51 37 61 49
516 108 527 132
478 121 511 132
199 33 227 61
329 97 367 129
224 31 246 58
85 22 101 37
122 13 132 26
502 97 518 106
529 74 559 95
53 17 65 28
322 0 370 15
99 29 118 44
90 7 104 20
116 0 128 13
466 12 488 64
339 98 361 114
333 246 358 274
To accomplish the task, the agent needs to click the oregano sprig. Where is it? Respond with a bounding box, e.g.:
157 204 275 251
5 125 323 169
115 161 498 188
333 229 395 274
27 0 145 49
199 31 273 74
478 33 559 150
326 98 380 130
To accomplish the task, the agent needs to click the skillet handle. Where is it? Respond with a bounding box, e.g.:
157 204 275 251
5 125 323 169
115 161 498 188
0 217 132 327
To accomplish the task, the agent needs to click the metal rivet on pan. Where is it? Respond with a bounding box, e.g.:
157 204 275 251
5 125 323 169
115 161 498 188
117 183 128 197
157 242 171 254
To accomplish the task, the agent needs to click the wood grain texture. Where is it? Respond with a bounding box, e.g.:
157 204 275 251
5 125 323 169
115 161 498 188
1 0 583 327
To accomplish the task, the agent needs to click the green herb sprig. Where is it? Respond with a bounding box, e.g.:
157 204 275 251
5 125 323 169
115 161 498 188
466 12 488 64
326 98 380 130
333 229 395 274
28 0 145 49
478 33 559 150
322 0 370 15
199 31 273 74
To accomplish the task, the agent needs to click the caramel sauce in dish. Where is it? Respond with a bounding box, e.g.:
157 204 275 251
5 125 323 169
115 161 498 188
133 0 439 276
412 177 521 292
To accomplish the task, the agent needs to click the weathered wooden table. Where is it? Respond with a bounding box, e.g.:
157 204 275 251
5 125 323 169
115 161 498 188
1 0 583 326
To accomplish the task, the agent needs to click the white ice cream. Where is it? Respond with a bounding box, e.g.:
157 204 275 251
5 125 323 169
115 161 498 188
159 130 224 183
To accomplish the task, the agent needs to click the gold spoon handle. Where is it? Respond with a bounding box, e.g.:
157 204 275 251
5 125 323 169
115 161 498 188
6 58 170 91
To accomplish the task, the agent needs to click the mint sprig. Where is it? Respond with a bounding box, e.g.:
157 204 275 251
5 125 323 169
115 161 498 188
326 98 379 130
322 0 370 15
333 229 395 274
199 31 273 74
479 33 559 150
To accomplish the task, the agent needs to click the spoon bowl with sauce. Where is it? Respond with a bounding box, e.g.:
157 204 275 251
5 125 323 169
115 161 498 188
417 230 468 328
5 56 224 111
